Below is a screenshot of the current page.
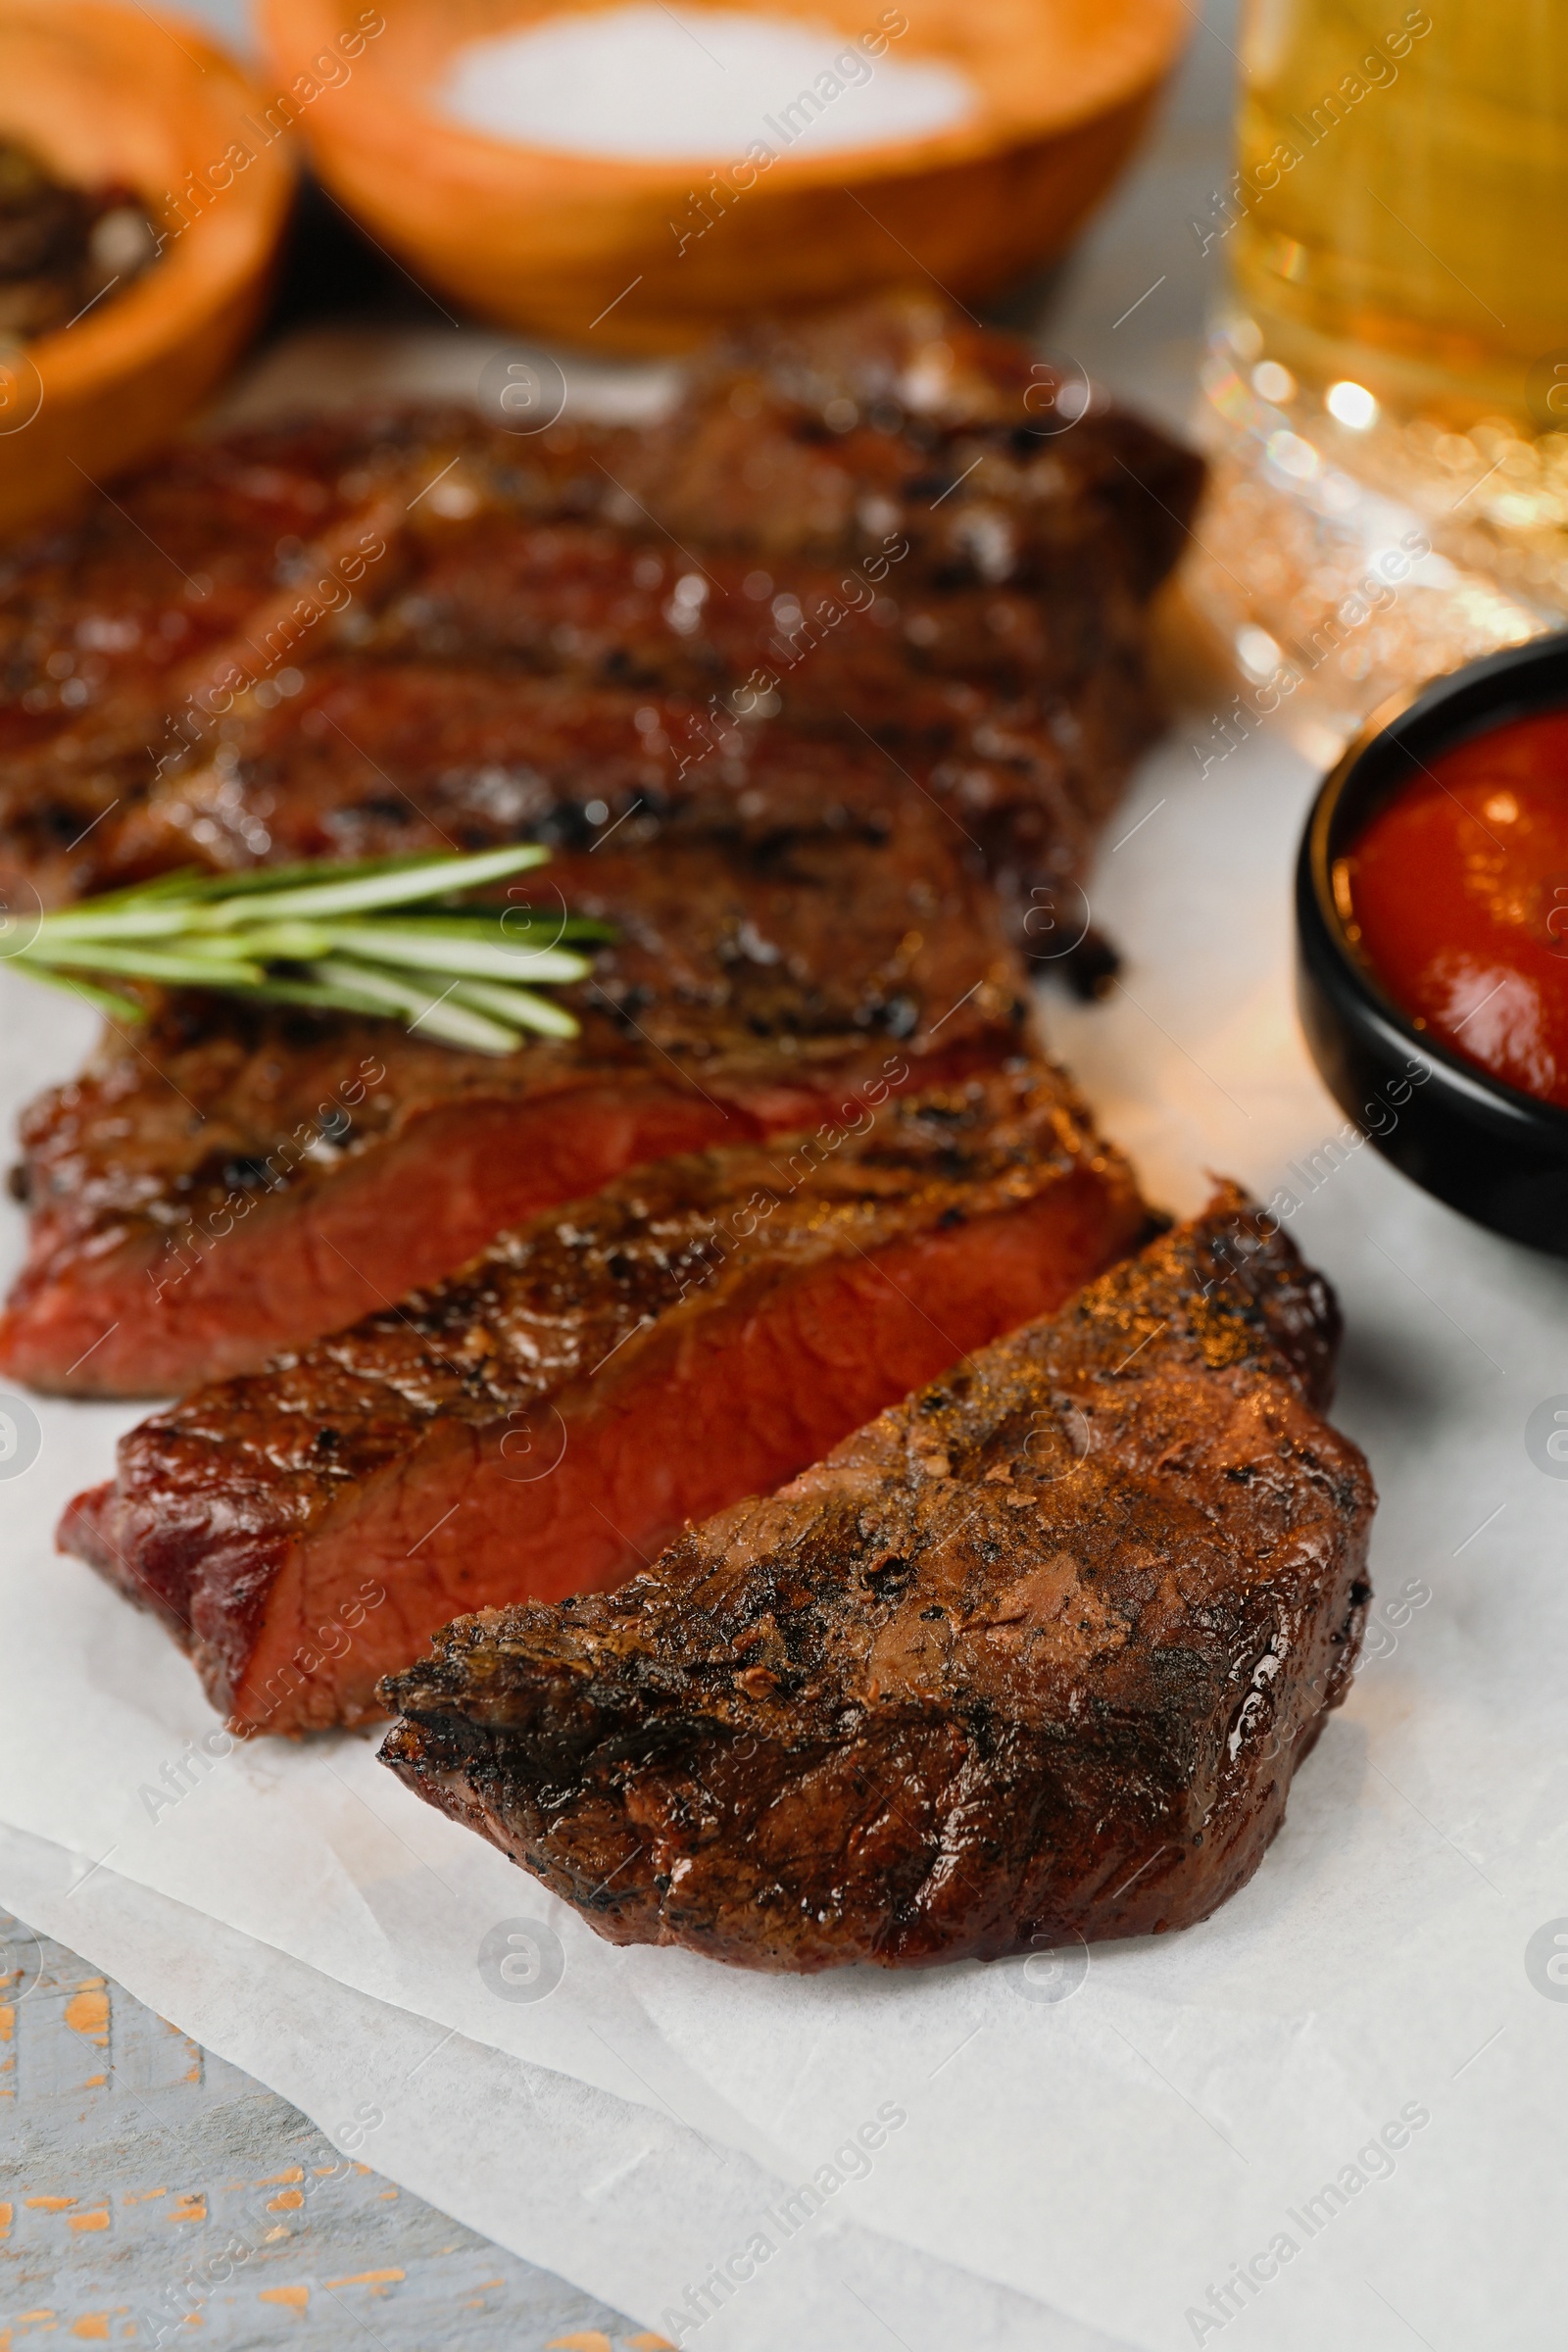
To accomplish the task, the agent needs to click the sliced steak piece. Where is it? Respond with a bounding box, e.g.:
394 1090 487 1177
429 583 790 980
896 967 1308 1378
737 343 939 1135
356 515 1147 718
0 408 413 760
0 298 1199 910
0 645 1155 934
1 515 1164 923
0 294 1198 758
378 1195 1373 1973
91 661 1150 943
2 785 1025 1396
60 1063 1146 1735
346 533 1166 917
611 292 1206 594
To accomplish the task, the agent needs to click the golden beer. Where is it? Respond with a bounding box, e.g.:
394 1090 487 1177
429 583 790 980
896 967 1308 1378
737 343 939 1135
1226 1 1568 422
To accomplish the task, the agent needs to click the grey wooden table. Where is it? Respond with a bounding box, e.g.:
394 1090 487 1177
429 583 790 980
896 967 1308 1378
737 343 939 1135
2 1914 645 2351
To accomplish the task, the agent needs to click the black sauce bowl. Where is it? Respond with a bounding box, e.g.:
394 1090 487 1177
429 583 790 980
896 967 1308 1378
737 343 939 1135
1296 629 1568 1254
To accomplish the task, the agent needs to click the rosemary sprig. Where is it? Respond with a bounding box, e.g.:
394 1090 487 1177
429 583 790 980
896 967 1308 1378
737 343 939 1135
15 846 611 1054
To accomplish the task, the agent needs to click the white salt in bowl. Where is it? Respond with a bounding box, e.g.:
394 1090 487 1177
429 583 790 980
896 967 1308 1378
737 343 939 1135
259 0 1187 353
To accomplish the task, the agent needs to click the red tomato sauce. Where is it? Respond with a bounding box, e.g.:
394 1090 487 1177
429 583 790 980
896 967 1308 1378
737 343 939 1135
1343 707 1568 1110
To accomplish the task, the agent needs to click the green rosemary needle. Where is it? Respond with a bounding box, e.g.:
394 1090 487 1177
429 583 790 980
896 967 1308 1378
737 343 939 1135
15 846 610 1054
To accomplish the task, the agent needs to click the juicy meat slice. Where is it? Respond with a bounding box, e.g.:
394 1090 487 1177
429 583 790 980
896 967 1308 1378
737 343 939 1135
0 408 417 759
0 293 1198 743
378 1195 1374 1973
611 293 1206 589
0 296 1199 909
2 787 1026 1396
92 662 1150 943
60 1063 1146 1735
0 641 1155 928
0 532 1163 918
356 516 1148 717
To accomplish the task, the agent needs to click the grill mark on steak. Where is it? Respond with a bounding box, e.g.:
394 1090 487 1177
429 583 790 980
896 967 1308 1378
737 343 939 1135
377 1194 1373 1973
93 662 1142 940
1 782 1027 1396
600 293 1206 590
59 1063 1147 1735
350 517 1158 746
0 529 1162 915
0 295 1199 912
361 516 1118 689
0 295 1201 1392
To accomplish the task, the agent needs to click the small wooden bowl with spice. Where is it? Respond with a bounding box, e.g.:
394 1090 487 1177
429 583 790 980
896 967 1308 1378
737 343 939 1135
0 0 293 539
260 0 1186 354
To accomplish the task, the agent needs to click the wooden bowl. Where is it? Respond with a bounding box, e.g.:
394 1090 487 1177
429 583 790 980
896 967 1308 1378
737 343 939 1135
259 0 1187 354
0 1 293 539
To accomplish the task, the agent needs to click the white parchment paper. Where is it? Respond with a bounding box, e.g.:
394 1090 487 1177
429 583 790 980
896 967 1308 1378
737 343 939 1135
4 710 1567 2352
4 5 1565 2318
0 1822 1117 2350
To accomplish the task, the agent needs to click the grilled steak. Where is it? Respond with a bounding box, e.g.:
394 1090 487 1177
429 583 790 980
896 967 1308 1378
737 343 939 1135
1 779 1025 1396
0 645 1152 933
88 662 1143 943
378 1196 1374 1972
0 293 1199 1392
0 405 422 761
60 1064 1146 1735
611 294 1205 593
356 516 1144 717
0 296 1199 912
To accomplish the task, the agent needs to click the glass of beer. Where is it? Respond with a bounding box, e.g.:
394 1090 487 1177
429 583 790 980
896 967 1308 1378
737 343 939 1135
1190 2 1568 745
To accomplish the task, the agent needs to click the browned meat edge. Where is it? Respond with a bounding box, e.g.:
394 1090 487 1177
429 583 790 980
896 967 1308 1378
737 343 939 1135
59 1061 1147 1733
378 1194 1373 1972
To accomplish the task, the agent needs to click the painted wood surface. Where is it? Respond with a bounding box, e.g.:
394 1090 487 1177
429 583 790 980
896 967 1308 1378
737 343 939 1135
1 1913 655 2351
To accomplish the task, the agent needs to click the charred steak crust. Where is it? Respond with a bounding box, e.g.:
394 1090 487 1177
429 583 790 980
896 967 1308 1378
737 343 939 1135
377 1195 1374 1973
96 662 1152 934
59 1062 1147 1734
3 770 1028 1396
0 297 1200 1396
0 295 1200 914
